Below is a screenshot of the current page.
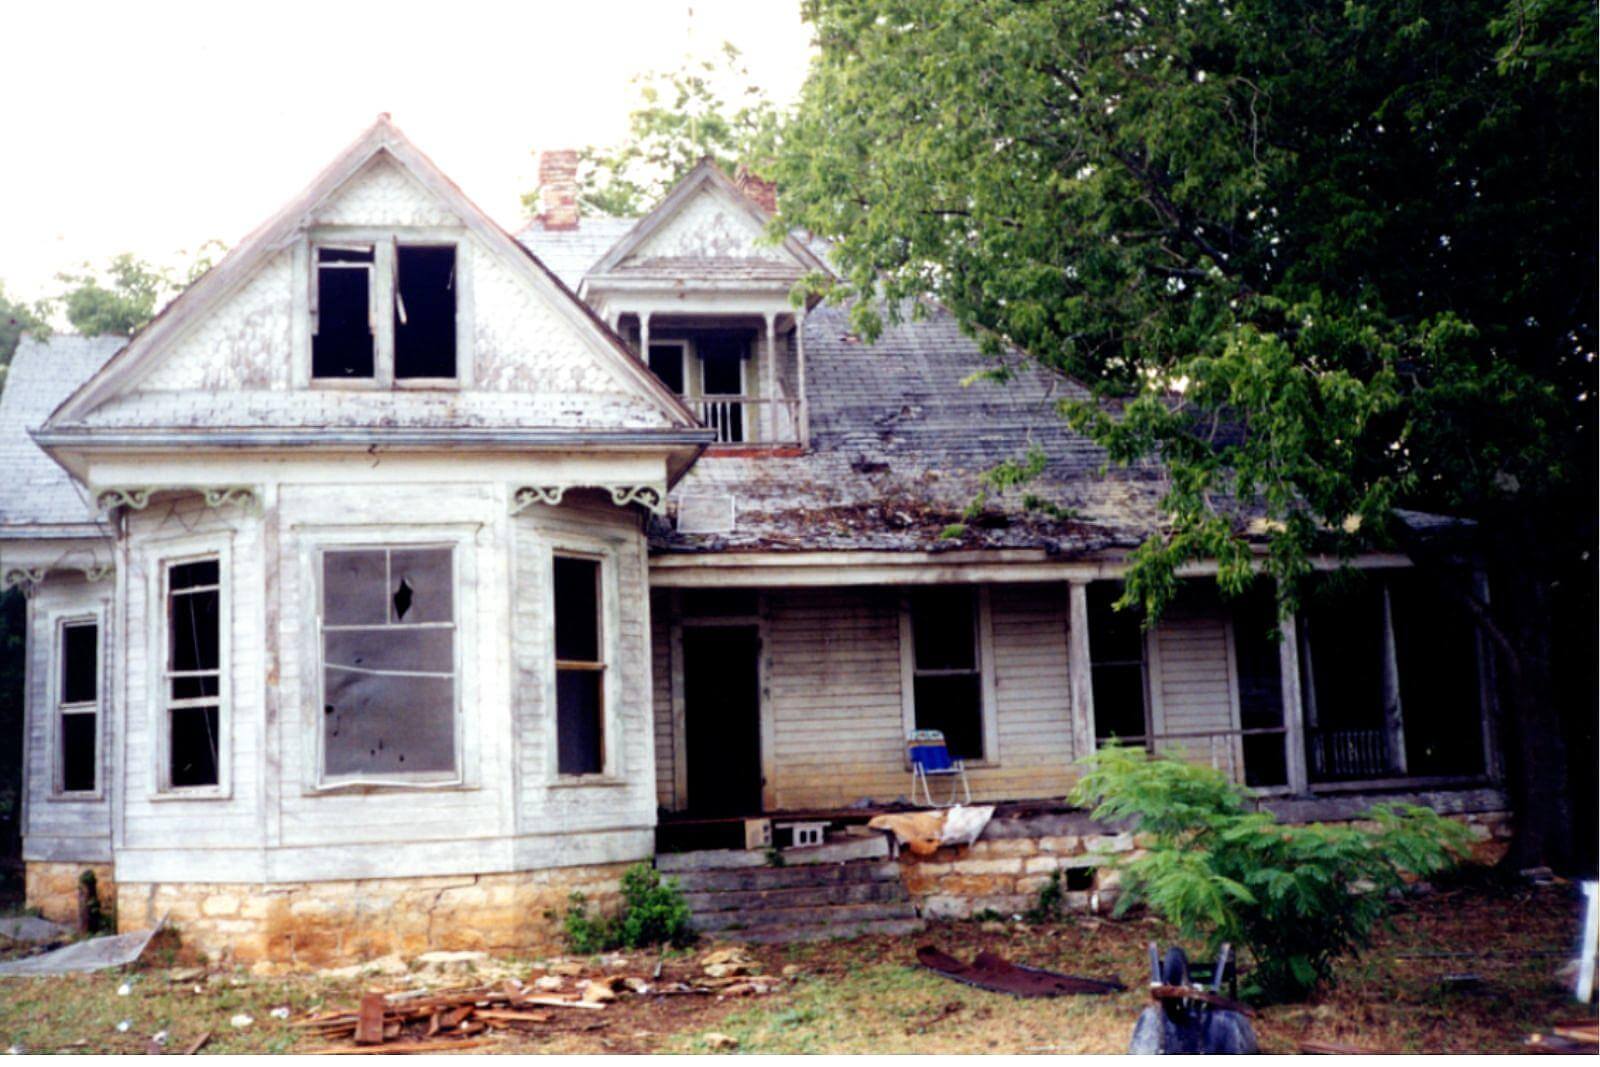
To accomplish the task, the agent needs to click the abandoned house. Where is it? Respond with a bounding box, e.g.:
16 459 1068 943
0 116 1511 965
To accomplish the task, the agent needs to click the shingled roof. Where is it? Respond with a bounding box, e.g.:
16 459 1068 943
0 334 122 534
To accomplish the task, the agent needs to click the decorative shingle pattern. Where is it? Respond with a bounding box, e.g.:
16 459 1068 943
310 155 458 228
0 335 122 529
623 190 792 266
138 251 293 392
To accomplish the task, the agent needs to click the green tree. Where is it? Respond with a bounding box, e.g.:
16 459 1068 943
772 0 1595 871
50 253 175 337
0 281 49 373
528 43 779 218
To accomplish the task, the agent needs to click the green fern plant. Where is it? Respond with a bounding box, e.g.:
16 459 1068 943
1071 744 1473 1001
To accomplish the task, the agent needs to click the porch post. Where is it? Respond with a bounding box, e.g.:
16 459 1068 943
795 308 810 449
1379 583 1408 775
1068 580 1096 761
638 311 651 363
1473 568 1503 780
1278 613 1309 794
763 311 777 442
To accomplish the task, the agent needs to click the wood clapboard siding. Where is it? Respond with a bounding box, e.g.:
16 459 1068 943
1149 609 1241 775
982 583 1077 800
649 591 675 809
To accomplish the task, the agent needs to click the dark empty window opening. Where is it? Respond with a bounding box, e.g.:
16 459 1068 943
1300 578 1390 781
698 336 748 443
57 620 98 793
648 343 686 394
321 547 456 781
166 559 222 788
1389 572 1485 777
394 245 456 379
909 587 984 760
1089 582 1149 748
312 246 375 379
1230 581 1288 788
554 556 605 776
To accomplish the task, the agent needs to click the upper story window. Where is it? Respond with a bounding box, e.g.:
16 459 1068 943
312 241 457 383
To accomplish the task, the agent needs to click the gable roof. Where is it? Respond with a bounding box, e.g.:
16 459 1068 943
46 114 699 432
0 334 123 534
585 159 831 284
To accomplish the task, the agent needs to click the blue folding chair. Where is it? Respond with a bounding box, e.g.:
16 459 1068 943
907 729 971 808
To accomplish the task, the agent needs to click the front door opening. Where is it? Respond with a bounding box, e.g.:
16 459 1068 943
682 625 762 817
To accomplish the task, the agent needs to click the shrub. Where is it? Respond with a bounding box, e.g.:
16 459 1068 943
1071 745 1472 1001
558 863 695 953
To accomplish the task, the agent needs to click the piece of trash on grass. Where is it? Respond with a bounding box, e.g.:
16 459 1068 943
116 1021 132 1033
270 1006 291 1019
230 1014 254 1029
117 981 132 996
151 1031 168 1046
917 945 1124 996
0 918 165 977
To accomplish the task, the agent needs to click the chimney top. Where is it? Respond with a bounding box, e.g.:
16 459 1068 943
537 149 581 231
733 164 777 215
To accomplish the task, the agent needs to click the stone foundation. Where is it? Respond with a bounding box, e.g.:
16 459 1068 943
24 862 116 926
896 806 1514 919
115 864 631 972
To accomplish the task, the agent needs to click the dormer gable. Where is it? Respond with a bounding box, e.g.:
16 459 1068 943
45 116 699 440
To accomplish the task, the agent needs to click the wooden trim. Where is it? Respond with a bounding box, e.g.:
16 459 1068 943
1278 614 1309 794
668 590 688 810
757 594 775 812
977 586 1000 764
1221 616 1246 781
1144 624 1166 749
1067 581 1095 760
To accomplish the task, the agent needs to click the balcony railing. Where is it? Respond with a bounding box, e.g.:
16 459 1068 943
1308 728 1392 781
695 396 803 445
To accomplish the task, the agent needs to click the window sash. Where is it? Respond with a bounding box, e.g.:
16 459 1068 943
317 544 459 784
162 557 223 791
907 588 986 760
54 618 100 795
553 553 608 777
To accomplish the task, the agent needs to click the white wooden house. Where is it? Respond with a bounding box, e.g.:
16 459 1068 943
0 117 1508 964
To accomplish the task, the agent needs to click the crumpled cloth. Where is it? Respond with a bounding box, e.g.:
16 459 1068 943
868 804 995 856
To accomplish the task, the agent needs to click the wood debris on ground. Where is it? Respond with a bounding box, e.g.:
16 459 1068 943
299 951 784 1053
1523 1019 1599 1055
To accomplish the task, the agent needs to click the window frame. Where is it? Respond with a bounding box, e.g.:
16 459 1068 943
646 339 689 396
48 608 105 801
147 538 232 800
1086 582 1154 751
301 228 472 390
545 540 623 785
899 585 999 767
304 530 476 794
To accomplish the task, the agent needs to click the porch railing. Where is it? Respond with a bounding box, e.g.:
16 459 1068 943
695 396 803 445
1307 728 1392 781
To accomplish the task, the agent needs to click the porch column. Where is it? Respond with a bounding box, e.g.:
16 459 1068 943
638 311 651 363
1474 569 1503 780
1379 584 1408 775
1068 580 1096 760
763 311 777 442
1278 613 1309 794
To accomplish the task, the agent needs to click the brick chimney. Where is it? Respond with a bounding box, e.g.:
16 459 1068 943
537 149 580 231
733 164 778 215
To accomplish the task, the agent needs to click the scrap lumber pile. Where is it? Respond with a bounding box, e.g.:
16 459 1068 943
1524 1020 1599 1055
300 948 780 1053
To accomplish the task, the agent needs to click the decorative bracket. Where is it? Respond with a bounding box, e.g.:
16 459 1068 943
202 486 258 511
1 566 48 595
510 483 668 516
96 487 153 515
81 564 115 583
510 486 568 515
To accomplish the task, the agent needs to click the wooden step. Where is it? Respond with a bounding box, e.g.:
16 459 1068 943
668 860 901 894
715 917 927 944
656 835 889 874
689 900 918 933
684 879 909 914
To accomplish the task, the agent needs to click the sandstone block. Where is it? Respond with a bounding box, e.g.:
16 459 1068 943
921 895 973 920
201 894 240 918
1037 836 1082 854
1086 834 1134 854
951 857 1024 875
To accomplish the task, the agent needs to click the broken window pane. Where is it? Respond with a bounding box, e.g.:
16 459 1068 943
648 344 685 394
554 557 601 663
394 245 456 379
556 670 604 775
312 246 375 379
60 622 97 705
320 545 457 780
323 670 455 777
60 712 96 793
170 706 219 788
170 590 219 674
169 559 219 591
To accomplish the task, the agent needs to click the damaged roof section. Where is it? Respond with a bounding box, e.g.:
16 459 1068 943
648 304 1172 555
0 334 122 535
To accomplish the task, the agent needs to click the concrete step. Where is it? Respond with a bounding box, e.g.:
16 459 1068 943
715 917 927 944
669 860 902 894
656 835 889 874
684 879 909 914
689 900 918 933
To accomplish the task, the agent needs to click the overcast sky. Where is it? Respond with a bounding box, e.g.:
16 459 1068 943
0 0 812 302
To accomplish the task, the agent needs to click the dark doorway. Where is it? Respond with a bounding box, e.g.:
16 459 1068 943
683 625 762 816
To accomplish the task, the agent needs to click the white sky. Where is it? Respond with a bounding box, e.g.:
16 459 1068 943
0 0 812 302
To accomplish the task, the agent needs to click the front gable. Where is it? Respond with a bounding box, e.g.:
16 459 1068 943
47 118 698 435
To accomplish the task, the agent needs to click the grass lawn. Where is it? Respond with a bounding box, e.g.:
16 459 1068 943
0 877 1585 1054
